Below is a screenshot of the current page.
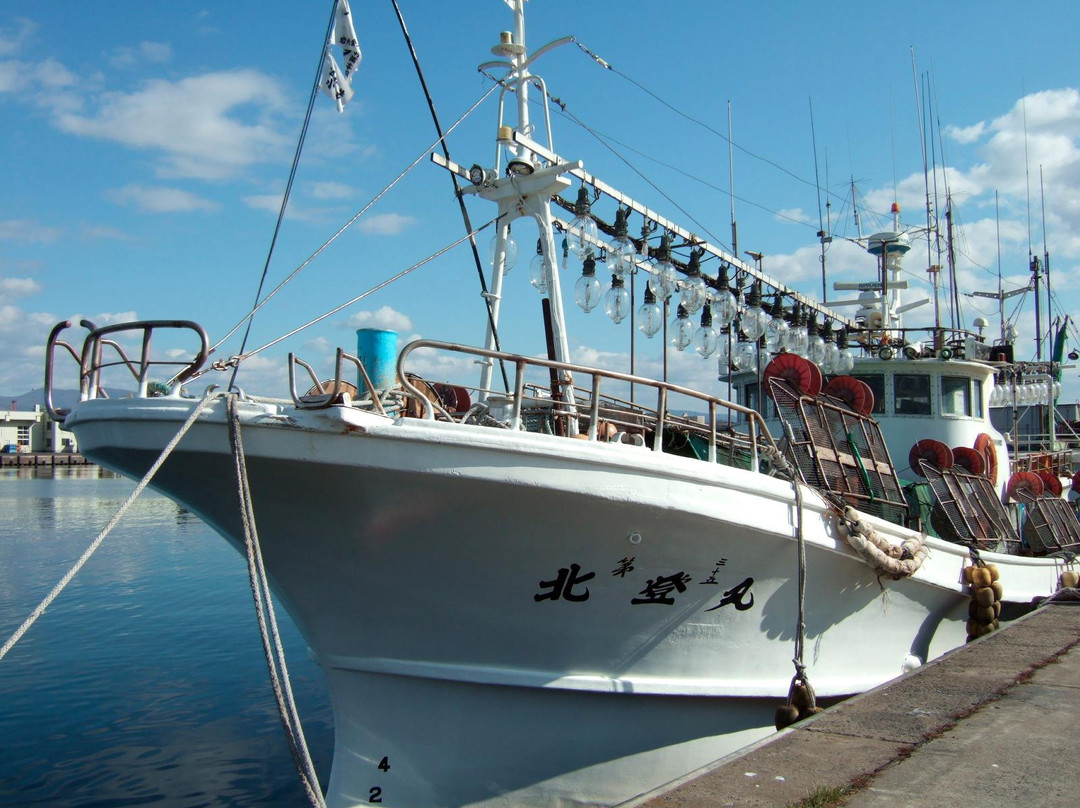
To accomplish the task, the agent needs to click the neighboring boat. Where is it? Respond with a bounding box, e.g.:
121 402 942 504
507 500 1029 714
41 3 1077 808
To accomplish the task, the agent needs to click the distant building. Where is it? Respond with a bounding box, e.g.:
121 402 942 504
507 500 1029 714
0 403 78 453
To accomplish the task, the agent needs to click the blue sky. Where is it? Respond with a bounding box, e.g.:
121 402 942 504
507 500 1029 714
2 1 1079 404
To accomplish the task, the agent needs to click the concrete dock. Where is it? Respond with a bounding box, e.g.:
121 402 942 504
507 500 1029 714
637 600 1080 808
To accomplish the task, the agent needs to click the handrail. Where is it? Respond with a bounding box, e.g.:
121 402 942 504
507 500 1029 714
69 320 209 403
396 339 783 473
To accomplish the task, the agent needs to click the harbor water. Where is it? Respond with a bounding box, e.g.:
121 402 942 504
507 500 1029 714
0 467 333 807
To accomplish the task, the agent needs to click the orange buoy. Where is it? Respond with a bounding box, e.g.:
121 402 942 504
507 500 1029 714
1037 471 1063 497
973 433 999 486
908 439 954 477
1005 471 1044 501
763 354 820 398
823 376 874 415
952 446 986 476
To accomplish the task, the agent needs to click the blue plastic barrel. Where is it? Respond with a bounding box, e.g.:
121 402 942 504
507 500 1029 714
356 328 398 391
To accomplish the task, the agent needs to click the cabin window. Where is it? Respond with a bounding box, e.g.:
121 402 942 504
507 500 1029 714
852 374 886 414
973 379 984 418
894 374 931 415
941 375 972 416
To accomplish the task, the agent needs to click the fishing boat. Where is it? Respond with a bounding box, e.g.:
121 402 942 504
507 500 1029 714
41 3 1077 807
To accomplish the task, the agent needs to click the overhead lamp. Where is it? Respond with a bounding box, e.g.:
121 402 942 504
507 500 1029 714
820 320 839 374
567 185 599 261
740 281 768 341
670 305 695 351
806 313 826 366
604 274 630 323
835 328 855 374
694 306 718 358
679 249 708 314
710 262 738 328
606 207 636 279
529 239 548 295
649 232 678 302
764 293 789 353
574 253 603 313
637 285 663 338
733 338 758 371
488 226 518 273
788 304 809 358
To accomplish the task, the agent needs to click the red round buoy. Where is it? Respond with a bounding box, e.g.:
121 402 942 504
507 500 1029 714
973 433 999 486
1071 469 1080 493
804 360 823 397
952 446 986 476
908 439 954 477
1037 471 1063 497
1006 471 1044 501
823 375 874 414
763 354 817 398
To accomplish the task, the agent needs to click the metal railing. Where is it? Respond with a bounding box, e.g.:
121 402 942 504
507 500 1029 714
396 339 783 474
45 319 209 420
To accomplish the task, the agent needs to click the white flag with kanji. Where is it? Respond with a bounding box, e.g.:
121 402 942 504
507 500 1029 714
334 0 362 79
320 49 354 112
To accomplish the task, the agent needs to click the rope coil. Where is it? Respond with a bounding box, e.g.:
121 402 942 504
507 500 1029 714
836 505 928 579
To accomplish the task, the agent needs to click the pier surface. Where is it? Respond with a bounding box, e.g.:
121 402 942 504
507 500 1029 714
636 600 1080 808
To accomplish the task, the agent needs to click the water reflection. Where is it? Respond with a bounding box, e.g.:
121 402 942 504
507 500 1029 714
0 467 333 807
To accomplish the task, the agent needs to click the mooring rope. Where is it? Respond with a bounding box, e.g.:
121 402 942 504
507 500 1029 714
0 391 221 663
226 396 326 808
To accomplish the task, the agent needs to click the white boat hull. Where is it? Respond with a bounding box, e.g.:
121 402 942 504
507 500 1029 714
65 395 1064 808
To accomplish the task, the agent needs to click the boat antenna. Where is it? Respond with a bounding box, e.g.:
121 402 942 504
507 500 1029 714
996 191 1005 343
911 49 940 345
389 0 510 391
809 97 829 302
1040 165 1052 360
229 0 341 391
728 100 738 258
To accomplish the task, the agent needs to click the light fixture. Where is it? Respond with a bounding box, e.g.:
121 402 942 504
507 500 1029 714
879 344 895 360
574 253 603 313
806 313 826 366
764 293 789 354
529 238 548 295
679 249 708 314
788 304 809 358
567 185 599 261
604 274 631 323
694 306 718 358
821 320 839 374
740 281 768 341
606 207 636 279
488 226 518 273
649 232 678 302
715 327 731 371
938 346 953 361
710 262 738 328
903 342 922 360
733 338 758 371
835 328 855 374
671 305 695 351
637 285 663 338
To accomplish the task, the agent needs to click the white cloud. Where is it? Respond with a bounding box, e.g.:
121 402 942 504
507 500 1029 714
309 181 353 200
107 41 172 69
105 184 220 213
81 224 134 241
55 70 289 180
775 207 813 225
946 121 986 144
0 219 63 243
359 213 416 236
347 305 414 332
0 277 41 301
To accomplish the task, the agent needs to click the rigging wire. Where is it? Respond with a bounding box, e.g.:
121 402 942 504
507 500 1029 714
199 217 502 374
207 84 499 359
390 0 510 392
228 0 340 392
